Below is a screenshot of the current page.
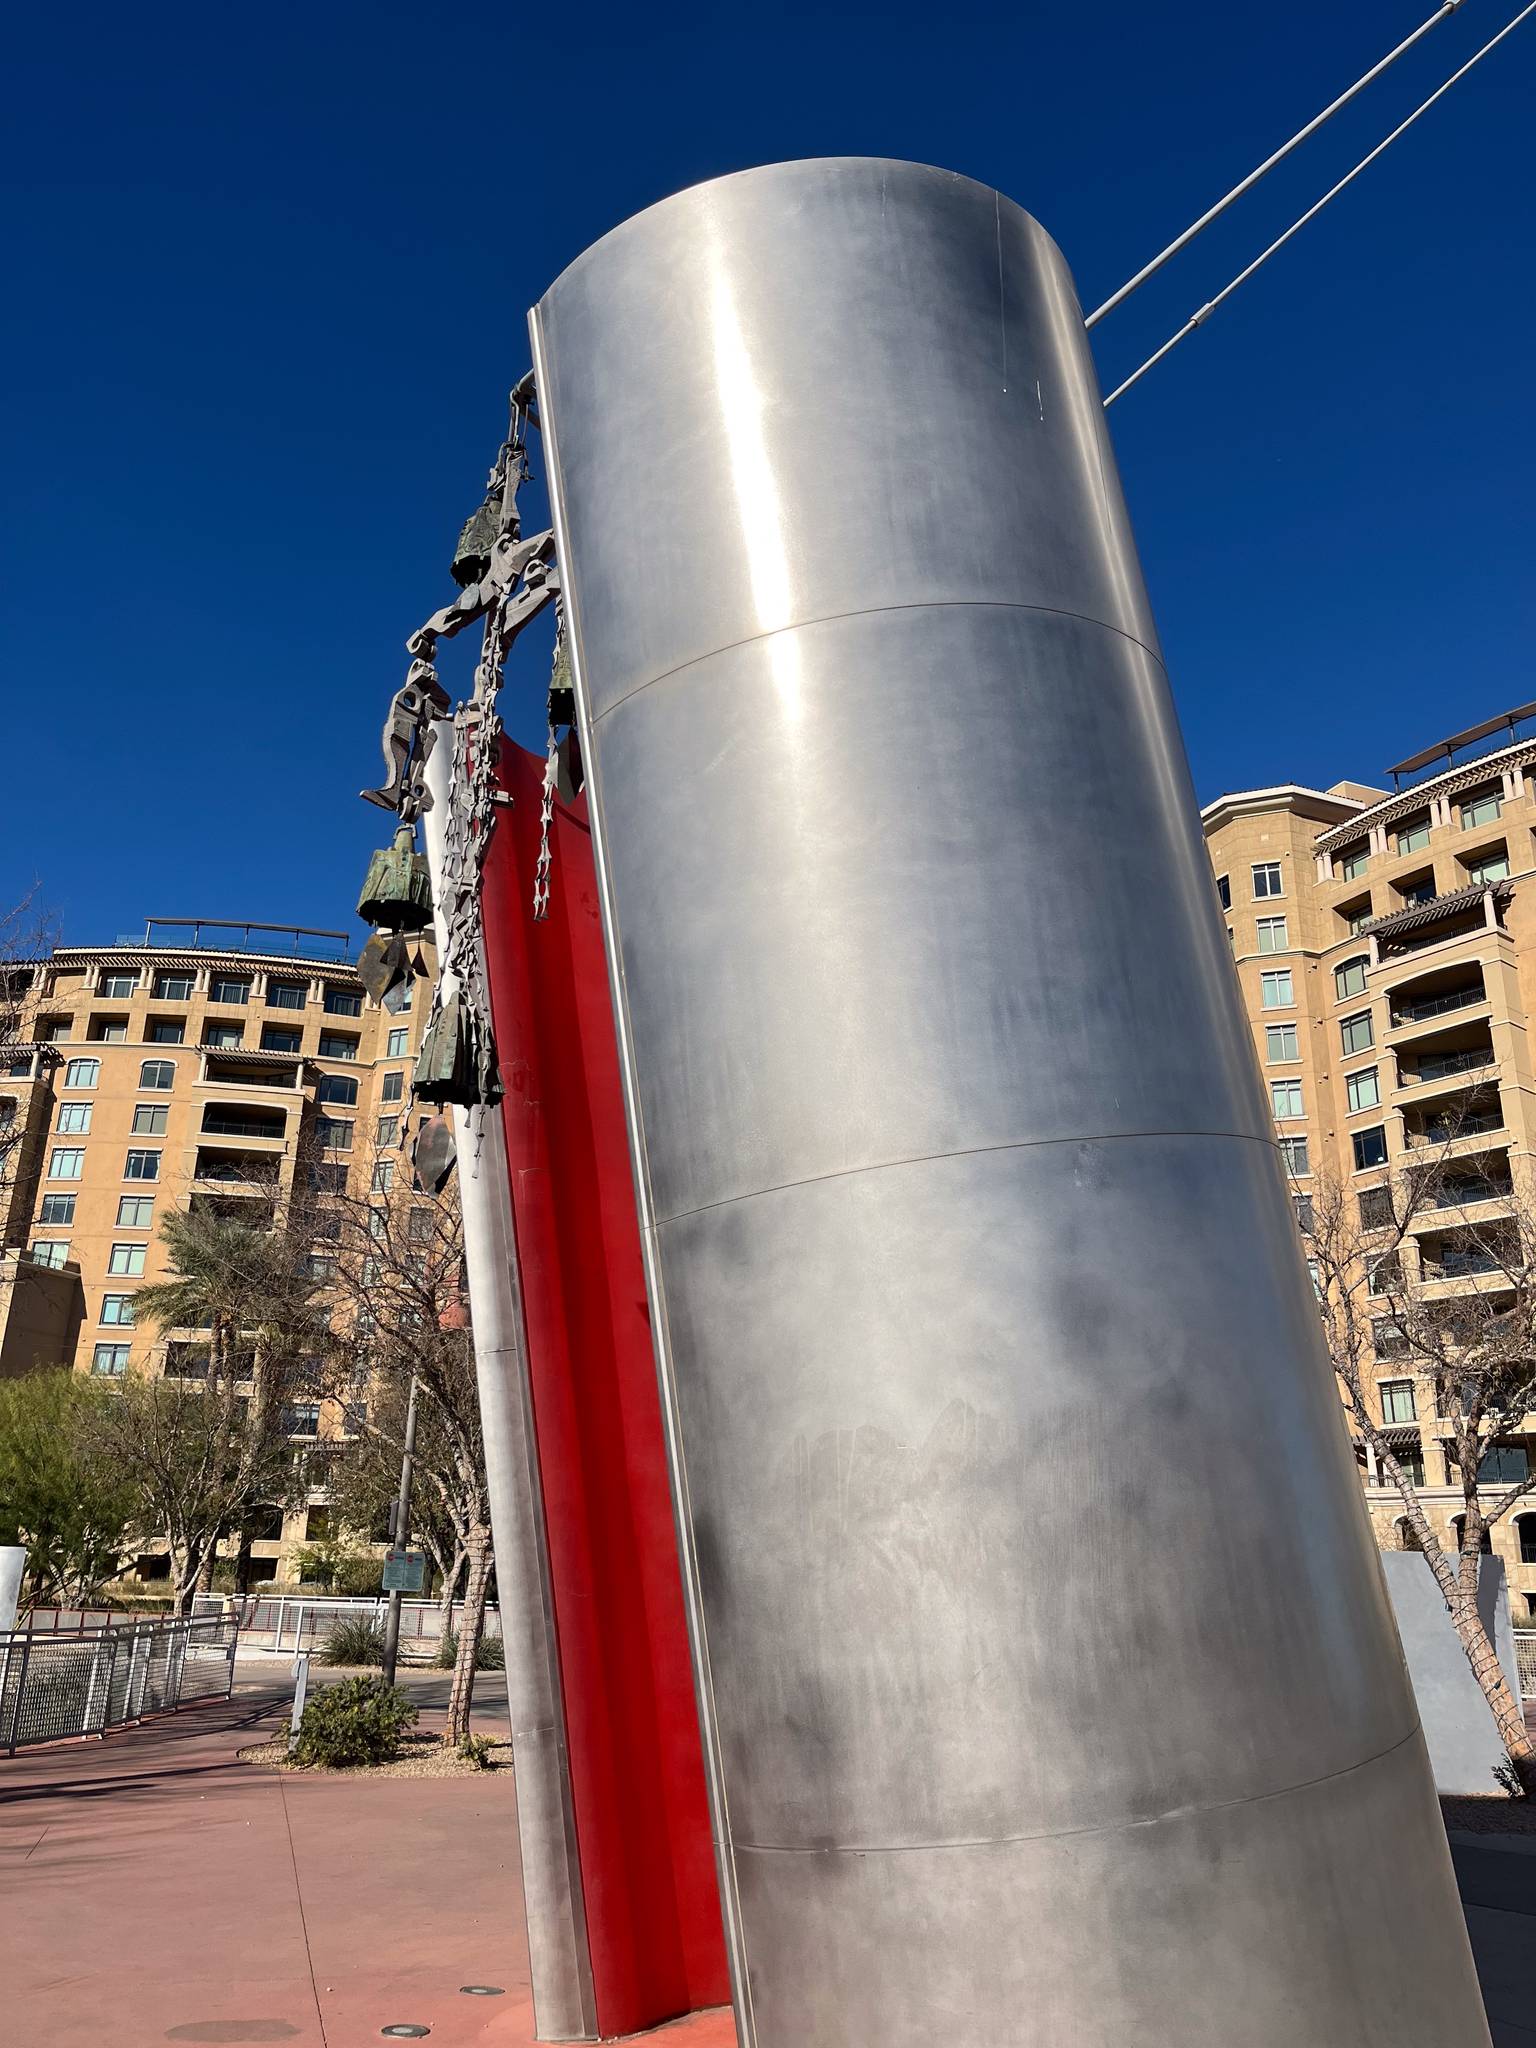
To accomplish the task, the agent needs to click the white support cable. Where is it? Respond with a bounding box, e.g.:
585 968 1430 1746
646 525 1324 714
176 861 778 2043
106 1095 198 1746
1085 1 1466 329
1102 0 1536 407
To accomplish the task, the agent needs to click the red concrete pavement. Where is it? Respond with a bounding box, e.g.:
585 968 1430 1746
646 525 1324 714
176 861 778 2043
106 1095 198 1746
0 1679 738 2048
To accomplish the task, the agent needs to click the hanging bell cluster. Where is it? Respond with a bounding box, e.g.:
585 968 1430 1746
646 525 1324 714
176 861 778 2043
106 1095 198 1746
355 822 433 1011
413 987 500 1109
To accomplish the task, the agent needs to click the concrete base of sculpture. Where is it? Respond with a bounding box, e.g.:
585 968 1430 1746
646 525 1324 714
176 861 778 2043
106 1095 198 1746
1380 1550 1521 1795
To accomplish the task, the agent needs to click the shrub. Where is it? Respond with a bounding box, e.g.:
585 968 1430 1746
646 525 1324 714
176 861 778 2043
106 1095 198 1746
322 1614 385 1667
435 1627 504 1671
458 1733 496 1770
293 1677 417 1767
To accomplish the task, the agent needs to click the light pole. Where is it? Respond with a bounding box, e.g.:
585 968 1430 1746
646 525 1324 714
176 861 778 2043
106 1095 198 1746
379 1374 419 1688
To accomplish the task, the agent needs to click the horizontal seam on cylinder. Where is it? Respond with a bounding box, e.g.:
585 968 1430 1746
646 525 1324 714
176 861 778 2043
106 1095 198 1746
653 1126 1283 1229
732 1721 1425 1858
588 598 1166 724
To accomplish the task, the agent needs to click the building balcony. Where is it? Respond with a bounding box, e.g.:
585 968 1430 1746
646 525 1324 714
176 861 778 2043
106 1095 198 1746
199 1108 288 1142
1395 1044 1498 1092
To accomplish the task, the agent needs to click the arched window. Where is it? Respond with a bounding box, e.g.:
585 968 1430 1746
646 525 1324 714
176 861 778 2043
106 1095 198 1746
1395 1517 1422 1554
1451 1514 1493 1556
1517 1514 1536 1566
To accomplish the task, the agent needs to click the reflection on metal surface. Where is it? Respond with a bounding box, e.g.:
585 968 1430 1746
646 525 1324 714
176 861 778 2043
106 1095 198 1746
533 160 1492 2047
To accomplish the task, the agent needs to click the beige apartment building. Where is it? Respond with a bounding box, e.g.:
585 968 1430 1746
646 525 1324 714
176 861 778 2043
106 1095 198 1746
1204 709 1536 1612
0 919 434 1585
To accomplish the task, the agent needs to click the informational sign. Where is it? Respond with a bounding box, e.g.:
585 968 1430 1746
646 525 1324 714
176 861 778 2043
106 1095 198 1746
381 1549 426 1593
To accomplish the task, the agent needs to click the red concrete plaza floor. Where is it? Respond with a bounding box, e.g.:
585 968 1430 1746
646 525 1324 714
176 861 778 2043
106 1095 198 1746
0 1676 738 2048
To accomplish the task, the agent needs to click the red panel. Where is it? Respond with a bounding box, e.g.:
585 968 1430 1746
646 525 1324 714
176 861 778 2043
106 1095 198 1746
480 739 728 2035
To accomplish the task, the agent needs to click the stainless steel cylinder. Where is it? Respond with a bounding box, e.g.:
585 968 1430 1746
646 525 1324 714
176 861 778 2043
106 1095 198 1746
530 159 1489 2047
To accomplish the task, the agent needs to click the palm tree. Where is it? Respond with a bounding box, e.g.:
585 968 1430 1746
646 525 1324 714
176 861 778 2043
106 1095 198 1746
133 1208 328 1605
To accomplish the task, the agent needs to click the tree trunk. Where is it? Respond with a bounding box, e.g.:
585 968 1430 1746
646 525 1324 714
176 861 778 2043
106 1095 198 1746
436 1549 466 1668
444 1523 491 1745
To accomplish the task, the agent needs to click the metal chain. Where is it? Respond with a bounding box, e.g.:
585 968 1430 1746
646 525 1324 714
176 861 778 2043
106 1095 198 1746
532 614 565 923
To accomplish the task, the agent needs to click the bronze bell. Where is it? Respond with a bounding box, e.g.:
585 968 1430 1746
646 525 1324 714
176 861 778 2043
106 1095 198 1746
357 825 433 933
414 990 500 1108
450 493 502 590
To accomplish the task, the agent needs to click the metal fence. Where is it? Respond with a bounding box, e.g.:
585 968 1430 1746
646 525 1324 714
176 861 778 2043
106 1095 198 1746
1515 1631 1536 1701
0 1616 238 1754
191 1591 502 1655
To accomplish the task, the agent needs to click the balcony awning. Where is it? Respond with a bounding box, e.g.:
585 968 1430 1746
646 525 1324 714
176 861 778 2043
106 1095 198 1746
1367 880 1510 945
1353 1423 1422 1453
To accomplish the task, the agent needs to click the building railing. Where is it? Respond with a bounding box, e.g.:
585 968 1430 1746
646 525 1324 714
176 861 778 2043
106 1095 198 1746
1406 1047 1497 1086
1389 983 1486 1028
1405 1109 1504 1148
200 1114 288 1140
0 1615 237 1754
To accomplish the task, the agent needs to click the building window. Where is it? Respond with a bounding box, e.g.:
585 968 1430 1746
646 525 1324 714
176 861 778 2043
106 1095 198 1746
386 1027 409 1058
139 1059 175 1090
1460 789 1502 831
209 977 250 1006
131 1103 169 1136
1519 1515 1536 1566
98 973 137 1000
309 1160 347 1195
376 1115 400 1149
1265 1024 1298 1061
1359 1186 1394 1230
1465 850 1510 886
380 1069 405 1103
317 1032 358 1061
316 1074 359 1107
1279 1135 1309 1175
1216 874 1231 911
285 1403 322 1437
1256 915 1288 953
1270 1079 1304 1119
1395 816 1431 855
1340 1011 1374 1056
372 1159 395 1193
1372 1317 1408 1357
323 987 362 1017
108 1243 147 1277
92 1019 128 1042
311 1210 342 1243
153 973 193 1001
1380 1380 1416 1424
1251 862 1283 899
1338 845 1369 882
1260 970 1294 1009
56 1102 92 1134
29 1241 69 1269
407 1208 433 1244
124 1149 161 1181
1353 1125 1388 1171
203 1024 243 1049
1480 1444 1529 1485
39 1194 75 1225
267 981 306 1011
1334 956 1369 1001
1346 1067 1381 1114
147 1017 186 1044
1367 1250 1399 1297
1292 1193 1314 1232
307 1255 338 1283
48 1147 85 1179
4 1056 31 1079
64 1057 100 1089
262 1026 302 1054
1343 902 1375 937
116 1195 154 1228
100 1294 136 1326
92 1343 130 1376
315 1117 353 1151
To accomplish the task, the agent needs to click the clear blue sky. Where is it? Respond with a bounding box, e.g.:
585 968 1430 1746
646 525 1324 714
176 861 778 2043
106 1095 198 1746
4 0 1532 948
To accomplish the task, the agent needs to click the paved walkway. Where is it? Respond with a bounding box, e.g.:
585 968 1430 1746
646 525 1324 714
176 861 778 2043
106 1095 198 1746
1 1676 735 2048
8 1677 1536 2045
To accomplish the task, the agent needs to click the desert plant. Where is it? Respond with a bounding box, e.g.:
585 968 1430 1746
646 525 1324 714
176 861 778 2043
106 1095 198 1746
457 1732 495 1769
322 1614 385 1667
292 1676 417 1767
435 1626 503 1672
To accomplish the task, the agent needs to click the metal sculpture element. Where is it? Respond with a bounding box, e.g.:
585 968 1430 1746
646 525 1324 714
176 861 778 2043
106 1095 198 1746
530 161 1492 2047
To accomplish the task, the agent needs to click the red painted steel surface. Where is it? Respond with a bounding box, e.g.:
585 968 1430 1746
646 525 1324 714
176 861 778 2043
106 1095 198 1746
480 738 728 2036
